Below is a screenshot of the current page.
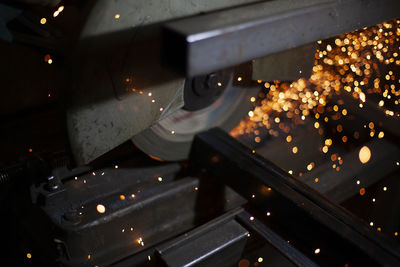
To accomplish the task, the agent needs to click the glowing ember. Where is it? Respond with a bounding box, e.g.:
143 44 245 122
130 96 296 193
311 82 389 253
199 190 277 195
359 188 366 196
96 204 106 214
359 146 371 164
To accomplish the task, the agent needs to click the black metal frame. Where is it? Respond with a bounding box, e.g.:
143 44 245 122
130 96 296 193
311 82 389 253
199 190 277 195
191 128 400 266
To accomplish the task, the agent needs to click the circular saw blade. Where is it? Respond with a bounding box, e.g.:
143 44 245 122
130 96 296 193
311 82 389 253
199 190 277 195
132 76 259 161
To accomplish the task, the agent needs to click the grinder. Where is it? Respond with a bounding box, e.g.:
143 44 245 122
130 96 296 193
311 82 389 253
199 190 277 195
66 0 260 165
65 0 400 165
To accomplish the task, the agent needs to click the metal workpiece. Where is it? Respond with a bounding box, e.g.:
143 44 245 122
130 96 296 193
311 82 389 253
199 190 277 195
191 128 400 266
156 208 248 267
252 43 317 81
162 0 400 76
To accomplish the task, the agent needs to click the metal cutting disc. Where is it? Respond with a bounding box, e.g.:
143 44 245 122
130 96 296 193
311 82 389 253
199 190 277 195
132 75 259 161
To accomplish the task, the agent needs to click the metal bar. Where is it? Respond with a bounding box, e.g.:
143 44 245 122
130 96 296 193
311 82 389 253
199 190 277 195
163 0 400 76
236 211 318 267
191 128 400 266
156 208 247 267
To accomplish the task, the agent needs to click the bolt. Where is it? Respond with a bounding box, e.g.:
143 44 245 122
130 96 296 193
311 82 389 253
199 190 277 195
62 210 81 224
206 73 220 89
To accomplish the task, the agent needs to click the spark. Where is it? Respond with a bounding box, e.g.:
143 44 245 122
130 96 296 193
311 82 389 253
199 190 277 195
359 146 371 164
96 204 106 214
53 6 64 17
229 21 399 238
231 19 400 144
360 188 366 195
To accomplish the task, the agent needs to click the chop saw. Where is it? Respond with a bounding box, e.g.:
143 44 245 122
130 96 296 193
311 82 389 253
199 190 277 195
2 0 400 266
65 0 400 165
66 0 262 165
